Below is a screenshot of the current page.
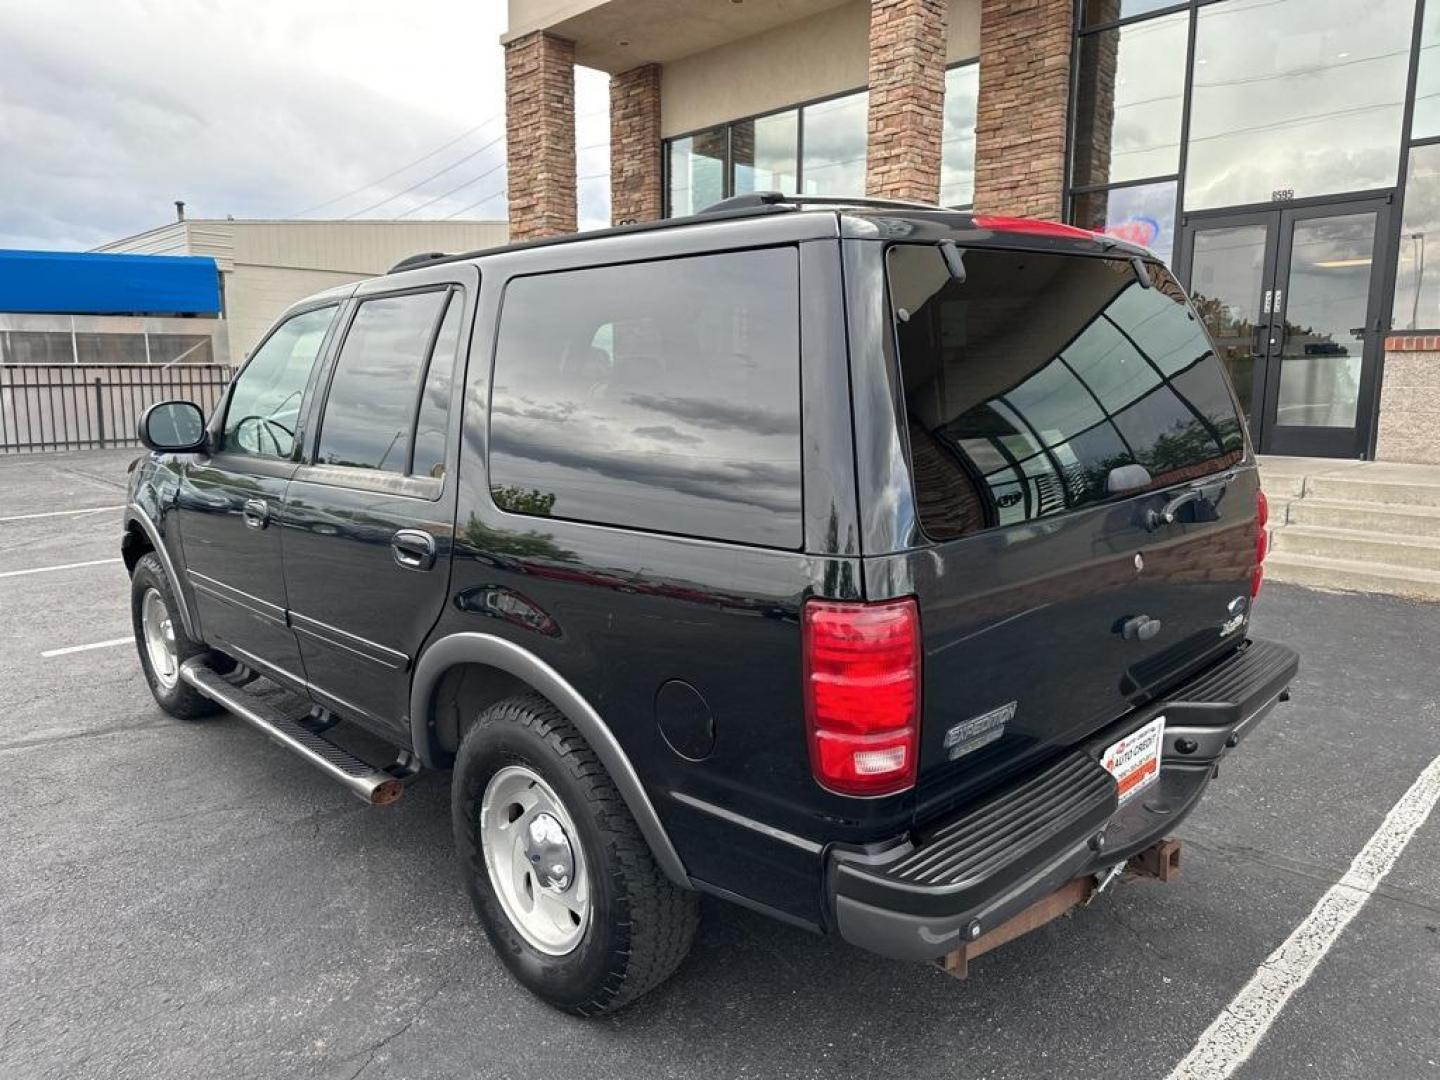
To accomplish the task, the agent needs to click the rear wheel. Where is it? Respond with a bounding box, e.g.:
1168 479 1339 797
452 693 698 1015
129 553 221 720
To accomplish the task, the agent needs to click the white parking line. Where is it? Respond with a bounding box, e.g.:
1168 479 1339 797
40 636 133 658
0 504 124 524
1167 752 1440 1080
0 557 123 579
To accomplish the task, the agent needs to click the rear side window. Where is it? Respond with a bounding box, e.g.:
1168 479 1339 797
318 290 450 473
488 248 802 548
888 245 1244 540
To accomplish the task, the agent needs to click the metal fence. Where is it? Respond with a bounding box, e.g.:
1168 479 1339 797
0 364 232 454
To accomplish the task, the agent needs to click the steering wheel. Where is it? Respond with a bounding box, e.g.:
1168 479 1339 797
231 415 295 456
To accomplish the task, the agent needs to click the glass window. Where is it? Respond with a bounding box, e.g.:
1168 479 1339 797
147 335 214 365
1396 143 1440 330
1185 0 1412 210
1 331 73 364
75 333 148 365
733 110 798 195
1081 0 1183 27
489 248 802 548
888 245 1244 540
317 291 448 472
941 64 980 207
411 293 462 479
667 128 727 216
801 91 867 197
1415 0 1440 138
1071 180 1179 264
222 306 335 459
1073 11 1188 188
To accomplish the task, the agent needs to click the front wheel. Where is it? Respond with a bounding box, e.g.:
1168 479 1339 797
452 693 698 1015
129 553 221 720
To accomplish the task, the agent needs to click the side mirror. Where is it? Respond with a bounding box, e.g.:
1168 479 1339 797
138 400 207 452
1106 463 1153 495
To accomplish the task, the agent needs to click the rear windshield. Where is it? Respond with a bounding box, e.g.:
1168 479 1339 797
887 245 1245 541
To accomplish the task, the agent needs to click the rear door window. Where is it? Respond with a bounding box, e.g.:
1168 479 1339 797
488 248 802 548
317 290 451 474
888 245 1244 540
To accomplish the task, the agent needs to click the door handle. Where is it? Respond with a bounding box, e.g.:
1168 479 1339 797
242 498 269 530
391 529 437 571
1146 488 1202 530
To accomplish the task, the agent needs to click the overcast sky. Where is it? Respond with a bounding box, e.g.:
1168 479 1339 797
0 0 611 251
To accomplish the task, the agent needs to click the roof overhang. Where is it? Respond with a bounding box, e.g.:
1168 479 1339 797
504 0 853 73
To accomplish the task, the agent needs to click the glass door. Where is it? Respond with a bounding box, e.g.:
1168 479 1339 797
1179 199 1390 458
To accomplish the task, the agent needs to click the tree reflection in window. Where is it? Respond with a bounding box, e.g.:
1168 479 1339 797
890 245 1245 541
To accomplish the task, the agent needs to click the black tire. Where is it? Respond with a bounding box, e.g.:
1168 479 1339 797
452 693 699 1015
129 552 221 720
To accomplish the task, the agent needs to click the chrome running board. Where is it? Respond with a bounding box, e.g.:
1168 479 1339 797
179 657 410 806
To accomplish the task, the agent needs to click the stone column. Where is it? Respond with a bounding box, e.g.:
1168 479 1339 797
610 63 663 225
865 0 949 203
972 0 1074 219
505 31 576 240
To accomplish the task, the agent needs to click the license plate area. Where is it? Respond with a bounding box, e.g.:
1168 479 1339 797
1101 714 1165 805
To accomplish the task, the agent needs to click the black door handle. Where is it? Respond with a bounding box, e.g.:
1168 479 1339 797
391 529 437 571
1146 488 1202 530
242 498 269 530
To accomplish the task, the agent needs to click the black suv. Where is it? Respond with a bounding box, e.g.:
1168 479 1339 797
123 195 1298 1014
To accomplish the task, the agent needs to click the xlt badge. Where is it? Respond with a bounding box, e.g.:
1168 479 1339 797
944 702 1016 760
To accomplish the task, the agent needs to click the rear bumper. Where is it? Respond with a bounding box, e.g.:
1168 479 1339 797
828 638 1298 962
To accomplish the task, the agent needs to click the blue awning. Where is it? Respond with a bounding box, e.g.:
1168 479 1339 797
0 249 221 315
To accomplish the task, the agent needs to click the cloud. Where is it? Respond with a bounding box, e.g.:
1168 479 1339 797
633 424 703 447
623 393 802 437
0 0 611 250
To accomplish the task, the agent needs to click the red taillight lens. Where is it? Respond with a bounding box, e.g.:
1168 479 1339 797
803 598 920 797
1252 490 1270 598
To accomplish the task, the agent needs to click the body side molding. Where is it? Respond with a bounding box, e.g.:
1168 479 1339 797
124 502 198 639
410 632 692 889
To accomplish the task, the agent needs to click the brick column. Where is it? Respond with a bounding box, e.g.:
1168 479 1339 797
972 0 1074 219
505 31 576 240
610 63 662 225
865 0 949 203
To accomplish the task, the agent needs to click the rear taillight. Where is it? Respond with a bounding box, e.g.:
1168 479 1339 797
1252 490 1270 598
803 598 920 797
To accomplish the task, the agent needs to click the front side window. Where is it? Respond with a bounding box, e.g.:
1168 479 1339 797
222 305 335 459
317 290 450 472
889 245 1244 541
489 248 802 548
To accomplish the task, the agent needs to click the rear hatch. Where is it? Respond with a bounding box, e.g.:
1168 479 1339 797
883 241 1257 823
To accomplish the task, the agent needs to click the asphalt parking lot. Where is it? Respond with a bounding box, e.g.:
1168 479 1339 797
2 448 1438 1080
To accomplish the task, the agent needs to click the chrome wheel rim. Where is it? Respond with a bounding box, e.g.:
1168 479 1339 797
480 764 590 956
140 587 179 691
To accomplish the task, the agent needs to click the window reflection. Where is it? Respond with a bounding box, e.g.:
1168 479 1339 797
1081 0 1183 27
733 110 798 195
1072 11 1188 188
801 91 868 197
1071 180 1178 264
890 246 1244 540
489 249 803 549
1413 0 1440 138
1185 0 1411 210
1395 143 1440 330
667 129 727 216
941 64 980 207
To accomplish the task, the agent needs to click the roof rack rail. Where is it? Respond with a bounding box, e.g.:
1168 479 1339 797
388 251 450 274
698 191 945 215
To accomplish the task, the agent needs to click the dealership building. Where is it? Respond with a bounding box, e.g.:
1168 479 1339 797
502 0 1440 464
